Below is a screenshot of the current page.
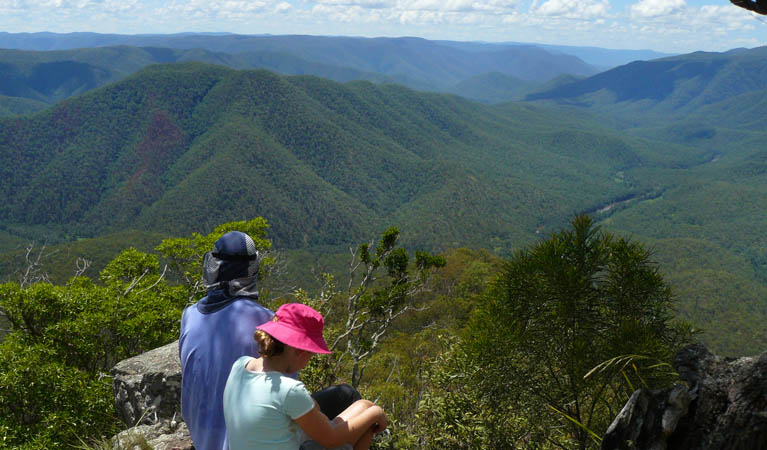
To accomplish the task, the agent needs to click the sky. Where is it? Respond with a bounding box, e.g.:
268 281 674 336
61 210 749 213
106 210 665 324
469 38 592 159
0 0 765 53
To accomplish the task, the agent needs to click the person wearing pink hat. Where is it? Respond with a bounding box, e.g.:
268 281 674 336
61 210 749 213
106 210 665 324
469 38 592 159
223 303 388 450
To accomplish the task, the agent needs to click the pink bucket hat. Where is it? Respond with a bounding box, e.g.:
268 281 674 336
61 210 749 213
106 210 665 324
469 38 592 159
257 303 331 354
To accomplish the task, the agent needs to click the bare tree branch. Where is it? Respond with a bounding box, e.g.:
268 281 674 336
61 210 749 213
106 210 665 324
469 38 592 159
73 257 91 278
137 264 169 295
19 243 54 288
121 268 150 298
64 257 92 299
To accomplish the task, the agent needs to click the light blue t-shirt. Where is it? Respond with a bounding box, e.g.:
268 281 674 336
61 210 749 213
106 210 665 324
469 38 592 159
179 298 274 450
224 356 316 450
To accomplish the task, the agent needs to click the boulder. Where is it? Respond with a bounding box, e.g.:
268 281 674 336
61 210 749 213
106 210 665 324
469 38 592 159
111 340 182 427
602 344 767 450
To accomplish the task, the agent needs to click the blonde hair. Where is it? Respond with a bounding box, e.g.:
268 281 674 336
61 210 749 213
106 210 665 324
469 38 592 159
254 317 285 357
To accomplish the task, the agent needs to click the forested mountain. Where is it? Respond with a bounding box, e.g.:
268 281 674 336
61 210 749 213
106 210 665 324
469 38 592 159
527 46 767 116
520 46 767 356
0 33 598 82
1 62 697 249
0 54 111 103
0 93 46 115
0 46 397 113
0 32 667 69
444 72 538 103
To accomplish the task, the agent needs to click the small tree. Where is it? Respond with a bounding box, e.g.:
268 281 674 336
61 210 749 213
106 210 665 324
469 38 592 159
466 215 694 449
300 227 445 390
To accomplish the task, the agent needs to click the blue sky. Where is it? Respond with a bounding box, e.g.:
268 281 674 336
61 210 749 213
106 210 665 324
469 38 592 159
0 0 764 53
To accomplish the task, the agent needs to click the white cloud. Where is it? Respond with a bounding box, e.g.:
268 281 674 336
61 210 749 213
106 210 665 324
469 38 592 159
311 0 520 13
398 9 439 24
625 2 758 43
0 0 138 19
697 5 755 30
13 0 102 8
501 11 524 24
630 0 685 19
307 0 523 28
401 0 519 13
533 0 610 20
615 2 766 52
309 0 394 9
158 0 275 21
100 0 138 12
0 0 764 53
275 1 291 13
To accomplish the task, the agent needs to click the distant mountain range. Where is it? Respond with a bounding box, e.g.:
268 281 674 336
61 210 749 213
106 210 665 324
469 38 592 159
0 32 607 111
435 39 672 69
0 46 396 112
0 31 666 67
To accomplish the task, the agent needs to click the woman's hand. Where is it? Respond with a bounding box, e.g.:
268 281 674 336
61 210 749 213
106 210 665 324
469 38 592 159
370 407 387 434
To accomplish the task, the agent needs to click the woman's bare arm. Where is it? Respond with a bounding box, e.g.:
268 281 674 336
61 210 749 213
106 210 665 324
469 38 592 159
294 401 386 449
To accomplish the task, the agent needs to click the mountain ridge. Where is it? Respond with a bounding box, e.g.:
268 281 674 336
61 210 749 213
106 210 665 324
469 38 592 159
526 46 767 116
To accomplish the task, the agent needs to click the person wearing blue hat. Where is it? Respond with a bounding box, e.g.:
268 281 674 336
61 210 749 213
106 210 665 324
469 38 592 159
179 231 274 450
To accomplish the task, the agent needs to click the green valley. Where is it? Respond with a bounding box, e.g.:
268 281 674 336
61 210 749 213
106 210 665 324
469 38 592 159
526 46 767 356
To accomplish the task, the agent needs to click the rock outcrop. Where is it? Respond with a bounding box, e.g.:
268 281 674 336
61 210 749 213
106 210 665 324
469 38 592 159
111 340 192 449
112 340 183 427
602 344 767 450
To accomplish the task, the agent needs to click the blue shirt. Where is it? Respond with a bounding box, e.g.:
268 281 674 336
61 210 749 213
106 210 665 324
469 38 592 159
223 356 316 450
179 298 273 450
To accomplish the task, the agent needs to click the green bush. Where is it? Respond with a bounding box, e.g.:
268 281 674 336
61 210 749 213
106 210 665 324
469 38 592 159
412 216 696 450
0 337 116 449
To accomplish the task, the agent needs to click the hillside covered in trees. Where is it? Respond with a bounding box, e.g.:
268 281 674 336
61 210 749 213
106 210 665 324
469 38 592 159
525 46 767 355
0 62 703 248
